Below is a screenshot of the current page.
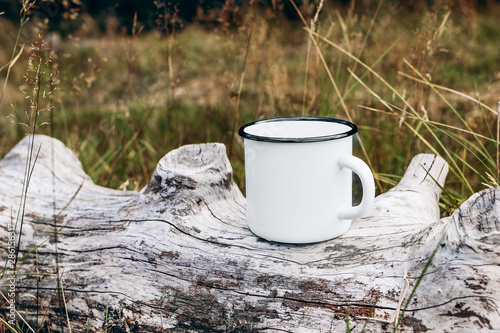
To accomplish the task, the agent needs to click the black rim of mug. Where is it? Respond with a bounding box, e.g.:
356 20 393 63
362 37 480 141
238 117 358 143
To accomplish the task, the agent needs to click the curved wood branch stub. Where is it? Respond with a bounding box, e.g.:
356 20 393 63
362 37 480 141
446 187 500 253
0 135 499 332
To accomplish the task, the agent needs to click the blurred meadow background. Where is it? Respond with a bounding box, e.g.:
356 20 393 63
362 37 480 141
1 0 500 215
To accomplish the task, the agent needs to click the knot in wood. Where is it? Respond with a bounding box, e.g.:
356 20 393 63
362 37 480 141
140 143 235 204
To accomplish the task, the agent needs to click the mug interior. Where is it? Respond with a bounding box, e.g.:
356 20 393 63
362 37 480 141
239 117 357 143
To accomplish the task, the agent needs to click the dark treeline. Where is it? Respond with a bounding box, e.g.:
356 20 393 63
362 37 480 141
0 0 498 36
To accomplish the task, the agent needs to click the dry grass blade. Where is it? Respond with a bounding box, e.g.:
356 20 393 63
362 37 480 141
358 104 496 144
0 45 24 72
0 290 36 333
348 68 440 157
308 29 416 116
0 316 19 333
482 172 499 188
302 0 324 116
401 58 493 191
348 68 393 112
59 273 73 333
402 58 485 134
1 43 26 104
397 71 496 114
229 3 257 158
57 182 84 216
289 0 382 192
288 1 349 118
342 0 385 95
14 141 42 269
17 182 83 264
311 28 480 195
1 0 37 104
358 270 410 325
394 234 446 332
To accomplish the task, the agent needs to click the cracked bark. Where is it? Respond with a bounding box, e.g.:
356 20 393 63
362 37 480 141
0 135 499 332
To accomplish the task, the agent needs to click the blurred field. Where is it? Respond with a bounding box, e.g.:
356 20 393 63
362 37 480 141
1 1 500 214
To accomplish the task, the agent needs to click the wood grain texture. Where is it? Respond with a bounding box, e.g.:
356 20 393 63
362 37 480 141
0 134 498 332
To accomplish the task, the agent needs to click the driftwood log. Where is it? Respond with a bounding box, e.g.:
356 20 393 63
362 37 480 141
0 134 499 332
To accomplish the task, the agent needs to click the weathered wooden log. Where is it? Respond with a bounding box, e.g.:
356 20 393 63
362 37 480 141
0 134 499 332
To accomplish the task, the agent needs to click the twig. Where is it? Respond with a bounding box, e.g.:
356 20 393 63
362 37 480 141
14 141 42 269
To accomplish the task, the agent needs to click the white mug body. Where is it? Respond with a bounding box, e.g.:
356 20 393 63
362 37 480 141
239 117 374 244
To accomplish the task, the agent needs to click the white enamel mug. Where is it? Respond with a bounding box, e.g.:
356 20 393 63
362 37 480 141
238 117 375 244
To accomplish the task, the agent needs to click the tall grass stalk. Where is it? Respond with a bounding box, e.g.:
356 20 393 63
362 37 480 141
2 33 61 332
229 2 257 158
13 33 57 269
335 38 401 111
289 0 383 192
301 0 324 116
341 0 385 96
60 274 72 333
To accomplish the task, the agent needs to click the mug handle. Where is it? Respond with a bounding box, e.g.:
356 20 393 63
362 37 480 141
337 153 375 220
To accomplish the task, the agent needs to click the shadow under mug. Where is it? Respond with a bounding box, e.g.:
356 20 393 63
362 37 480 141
238 117 375 244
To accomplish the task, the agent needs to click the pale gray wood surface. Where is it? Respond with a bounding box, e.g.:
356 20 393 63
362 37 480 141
0 134 498 332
